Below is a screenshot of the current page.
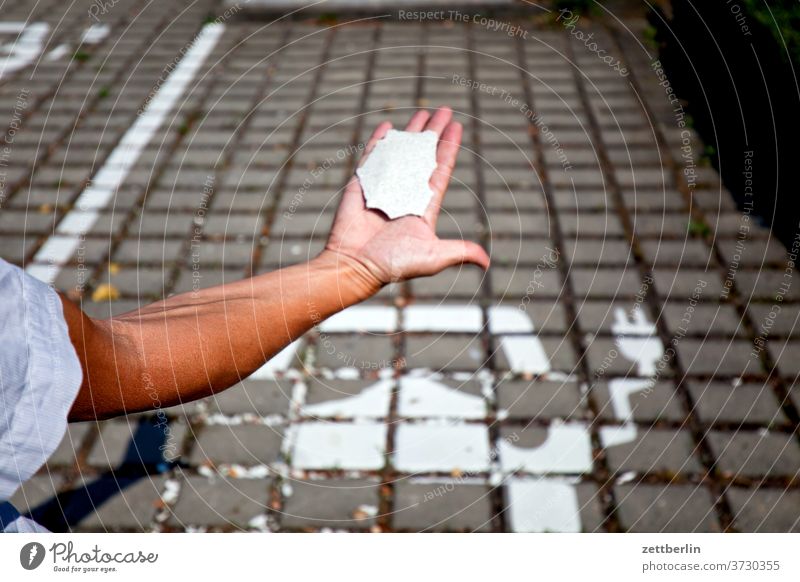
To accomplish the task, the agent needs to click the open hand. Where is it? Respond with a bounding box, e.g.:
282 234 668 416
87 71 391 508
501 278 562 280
323 107 490 294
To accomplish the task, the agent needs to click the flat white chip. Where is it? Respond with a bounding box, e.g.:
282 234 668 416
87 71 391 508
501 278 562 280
356 129 439 219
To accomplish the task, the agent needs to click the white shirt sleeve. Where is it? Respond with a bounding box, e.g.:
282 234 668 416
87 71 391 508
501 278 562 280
0 258 83 532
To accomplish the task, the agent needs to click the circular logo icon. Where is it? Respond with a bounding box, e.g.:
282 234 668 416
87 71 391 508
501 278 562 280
20 542 46 570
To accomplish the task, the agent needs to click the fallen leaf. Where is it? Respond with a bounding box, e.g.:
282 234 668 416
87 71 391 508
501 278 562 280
92 283 120 302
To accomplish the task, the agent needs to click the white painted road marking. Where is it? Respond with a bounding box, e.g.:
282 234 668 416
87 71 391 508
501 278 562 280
26 23 225 284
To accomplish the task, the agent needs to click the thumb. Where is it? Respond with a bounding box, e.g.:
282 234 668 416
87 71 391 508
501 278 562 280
432 239 491 273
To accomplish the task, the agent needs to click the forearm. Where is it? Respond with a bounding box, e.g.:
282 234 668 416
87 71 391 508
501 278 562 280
65 251 381 421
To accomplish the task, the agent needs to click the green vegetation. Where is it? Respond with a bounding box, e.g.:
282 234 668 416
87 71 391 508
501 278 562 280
98 87 110 99
742 0 800 65
72 50 90 62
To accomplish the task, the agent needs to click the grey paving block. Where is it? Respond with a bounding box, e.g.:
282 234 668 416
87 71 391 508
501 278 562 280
678 340 760 376
614 483 720 532
88 417 186 468
393 481 493 532
570 268 643 298
409 266 486 297
603 428 702 475
662 301 746 337
496 378 585 420
748 304 800 337
281 478 380 531
493 337 577 374
10 475 65 517
728 487 800 532
300 377 391 419
167 475 270 529
71 476 167 532
593 380 685 423
208 379 293 416
189 425 284 467
687 381 788 425
48 423 92 466
768 339 800 376
707 431 800 479
406 335 486 371
314 334 396 370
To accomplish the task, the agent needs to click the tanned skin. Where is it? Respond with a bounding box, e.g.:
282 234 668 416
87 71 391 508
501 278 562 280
61 107 490 421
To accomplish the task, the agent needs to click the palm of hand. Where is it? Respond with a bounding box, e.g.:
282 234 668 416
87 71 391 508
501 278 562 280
325 107 490 288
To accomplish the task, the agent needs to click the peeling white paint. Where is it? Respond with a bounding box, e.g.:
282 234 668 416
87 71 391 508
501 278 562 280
300 379 392 419
0 23 49 78
507 477 582 532
497 335 550 374
319 305 398 333
394 422 490 473
488 305 534 334
404 304 483 332
81 23 110 44
499 423 592 474
599 424 638 448
397 376 485 419
288 422 387 470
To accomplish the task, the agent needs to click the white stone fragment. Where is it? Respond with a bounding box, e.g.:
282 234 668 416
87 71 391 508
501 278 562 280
356 129 439 219
404 304 483 333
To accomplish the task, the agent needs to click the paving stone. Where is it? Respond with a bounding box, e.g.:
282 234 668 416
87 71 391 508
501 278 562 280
10 475 65 518
281 478 380 531
652 268 724 299
735 270 800 301
563 238 633 266
614 483 720 532
640 239 715 268
602 428 702 475
585 336 672 378
167 475 270 529
678 339 760 376
71 476 167 532
728 487 800 532
314 334 396 370
189 425 283 467
505 478 606 532
707 431 800 478
768 339 800 376
88 417 187 468
208 379 293 416
570 268 643 298
491 266 564 298
406 335 486 371
687 381 788 425
662 301 745 337
593 380 685 423
496 378 585 420
393 481 493 532
48 423 92 466
747 304 800 337
409 266 486 297
300 377 392 419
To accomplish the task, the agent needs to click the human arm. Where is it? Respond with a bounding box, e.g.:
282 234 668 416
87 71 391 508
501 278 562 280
64 106 489 421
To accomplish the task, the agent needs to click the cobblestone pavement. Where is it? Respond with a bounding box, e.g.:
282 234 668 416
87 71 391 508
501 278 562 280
2 0 799 532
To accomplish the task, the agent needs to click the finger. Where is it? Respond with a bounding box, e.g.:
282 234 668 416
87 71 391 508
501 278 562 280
356 120 393 169
423 106 453 138
424 120 463 225
404 109 430 132
431 239 490 273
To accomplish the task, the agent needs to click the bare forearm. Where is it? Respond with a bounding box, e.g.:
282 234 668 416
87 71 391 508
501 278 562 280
65 251 381 420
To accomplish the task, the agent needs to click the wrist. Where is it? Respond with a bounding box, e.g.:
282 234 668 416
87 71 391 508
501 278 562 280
310 249 384 305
